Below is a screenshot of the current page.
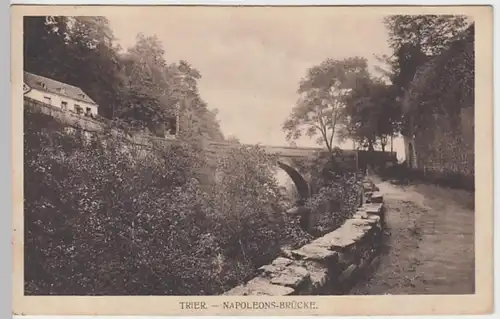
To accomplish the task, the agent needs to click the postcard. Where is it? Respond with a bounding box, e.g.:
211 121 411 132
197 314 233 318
12 4 493 316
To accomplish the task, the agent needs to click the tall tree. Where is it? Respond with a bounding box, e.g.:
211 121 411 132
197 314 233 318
64 16 125 119
343 77 399 152
384 15 469 56
167 61 224 141
117 34 169 133
381 15 469 96
24 16 70 79
24 16 125 119
283 57 370 152
23 17 225 141
367 15 470 141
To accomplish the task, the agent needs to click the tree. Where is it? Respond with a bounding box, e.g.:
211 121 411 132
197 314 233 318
384 15 469 56
23 17 225 142
24 16 70 79
65 17 125 119
380 15 469 97
366 15 470 143
283 57 370 152
24 16 126 119
404 23 474 130
342 77 400 152
166 61 224 142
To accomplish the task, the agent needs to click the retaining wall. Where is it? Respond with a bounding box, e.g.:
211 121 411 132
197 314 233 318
223 180 385 296
24 97 179 147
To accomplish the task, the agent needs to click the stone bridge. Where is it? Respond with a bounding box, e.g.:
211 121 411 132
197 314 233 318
205 141 360 203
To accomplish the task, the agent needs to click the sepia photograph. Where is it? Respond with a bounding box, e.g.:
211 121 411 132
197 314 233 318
12 5 493 316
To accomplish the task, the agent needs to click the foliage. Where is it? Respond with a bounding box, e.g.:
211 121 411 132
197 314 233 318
23 16 224 141
282 57 370 152
379 15 469 97
288 151 361 236
24 106 310 295
304 173 361 236
384 15 469 56
404 23 474 126
342 77 401 151
369 15 471 142
210 145 312 266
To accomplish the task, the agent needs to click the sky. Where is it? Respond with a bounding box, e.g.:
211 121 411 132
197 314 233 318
106 7 406 160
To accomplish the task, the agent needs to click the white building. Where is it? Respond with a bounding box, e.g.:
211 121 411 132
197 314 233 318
24 71 99 117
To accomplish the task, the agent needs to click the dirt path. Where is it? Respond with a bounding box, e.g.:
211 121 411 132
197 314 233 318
350 178 475 295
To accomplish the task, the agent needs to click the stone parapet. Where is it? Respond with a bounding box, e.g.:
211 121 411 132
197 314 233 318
223 180 386 296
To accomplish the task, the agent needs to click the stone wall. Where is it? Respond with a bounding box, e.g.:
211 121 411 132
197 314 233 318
409 106 474 179
402 24 474 181
223 180 385 296
25 97 180 148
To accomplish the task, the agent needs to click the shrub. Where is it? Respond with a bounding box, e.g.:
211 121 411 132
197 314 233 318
210 145 313 267
24 105 311 295
305 172 361 236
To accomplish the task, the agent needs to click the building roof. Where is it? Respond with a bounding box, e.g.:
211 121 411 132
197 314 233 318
23 71 98 106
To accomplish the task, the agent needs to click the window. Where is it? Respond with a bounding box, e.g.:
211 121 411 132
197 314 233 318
75 104 82 114
43 96 51 105
61 101 68 110
40 82 47 89
85 107 92 117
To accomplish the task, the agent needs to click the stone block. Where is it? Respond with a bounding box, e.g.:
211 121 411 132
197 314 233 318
273 257 293 267
344 218 373 228
303 261 329 289
360 216 378 225
280 246 294 259
223 285 248 296
291 243 338 262
353 210 369 219
364 203 384 215
367 214 381 223
337 220 372 240
227 277 295 296
323 232 357 250
270 265 311 289
371 192 384 203
259 257 293 276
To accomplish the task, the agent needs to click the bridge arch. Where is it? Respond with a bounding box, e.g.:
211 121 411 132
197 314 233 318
277 160 310 204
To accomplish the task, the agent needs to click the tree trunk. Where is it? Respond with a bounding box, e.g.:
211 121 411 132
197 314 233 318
368 140 375 152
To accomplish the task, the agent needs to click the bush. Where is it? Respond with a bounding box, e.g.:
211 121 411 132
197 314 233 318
210 146 312 264
287 151 362 236
24 105 311 295
305 172 361 236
